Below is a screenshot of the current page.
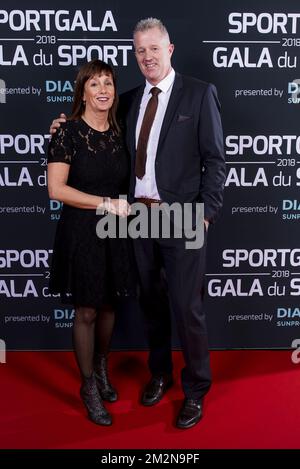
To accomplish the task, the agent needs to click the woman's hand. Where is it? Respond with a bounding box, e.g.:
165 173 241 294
103 198 131 217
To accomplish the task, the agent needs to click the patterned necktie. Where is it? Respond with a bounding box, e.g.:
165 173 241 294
135 87 161 179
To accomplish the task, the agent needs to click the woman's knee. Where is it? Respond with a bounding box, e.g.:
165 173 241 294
75 306 97 325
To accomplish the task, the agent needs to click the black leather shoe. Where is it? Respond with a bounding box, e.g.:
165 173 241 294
141 374 173 406
176 398 203 429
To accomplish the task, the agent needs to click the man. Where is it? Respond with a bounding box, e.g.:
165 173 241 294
50 17 226 429
123 18 225 429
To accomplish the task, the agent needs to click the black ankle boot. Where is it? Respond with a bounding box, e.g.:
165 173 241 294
94 354 118 402
80 372 112 426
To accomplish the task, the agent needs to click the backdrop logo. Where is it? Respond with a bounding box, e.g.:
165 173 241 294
288 79 300 104
282 199 300 221
0 339 6 363
0 79 6 103
45 80 74 103
49 199 63 221
54 309 74 328
54 309 75 320
277 307 300 327
0 10 132 68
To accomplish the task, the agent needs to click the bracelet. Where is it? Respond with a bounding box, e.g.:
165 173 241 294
102 196 111 214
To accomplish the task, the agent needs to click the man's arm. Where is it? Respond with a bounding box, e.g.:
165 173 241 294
198 83 226 224
49 113 67 135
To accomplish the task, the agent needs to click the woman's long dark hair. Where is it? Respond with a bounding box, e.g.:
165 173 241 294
70 59 120 134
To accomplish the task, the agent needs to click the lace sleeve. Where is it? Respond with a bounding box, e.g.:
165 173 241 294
47 123 74 165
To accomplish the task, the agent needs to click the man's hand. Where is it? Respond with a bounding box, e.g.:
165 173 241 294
204 219 210 232
49 113 67 135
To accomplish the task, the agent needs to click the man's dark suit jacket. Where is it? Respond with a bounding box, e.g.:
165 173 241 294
119 72 226 224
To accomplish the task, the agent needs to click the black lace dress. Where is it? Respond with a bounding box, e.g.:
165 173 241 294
47 118 136 308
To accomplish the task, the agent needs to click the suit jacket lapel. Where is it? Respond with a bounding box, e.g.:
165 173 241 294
126 85 144 161
157 73 183 154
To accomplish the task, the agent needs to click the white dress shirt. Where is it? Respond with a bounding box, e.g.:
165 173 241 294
134 68 175 199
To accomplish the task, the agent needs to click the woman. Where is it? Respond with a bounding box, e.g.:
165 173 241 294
47 59 135 426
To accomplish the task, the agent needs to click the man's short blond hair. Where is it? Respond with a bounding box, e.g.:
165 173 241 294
133 17 170 41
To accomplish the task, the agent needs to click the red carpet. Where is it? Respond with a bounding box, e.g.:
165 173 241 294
0 350 299 449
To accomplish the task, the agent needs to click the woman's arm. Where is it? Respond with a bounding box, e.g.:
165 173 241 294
47 162 130 216
47 162 103 209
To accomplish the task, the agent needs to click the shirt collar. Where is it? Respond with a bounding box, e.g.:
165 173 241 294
144 68 175 95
